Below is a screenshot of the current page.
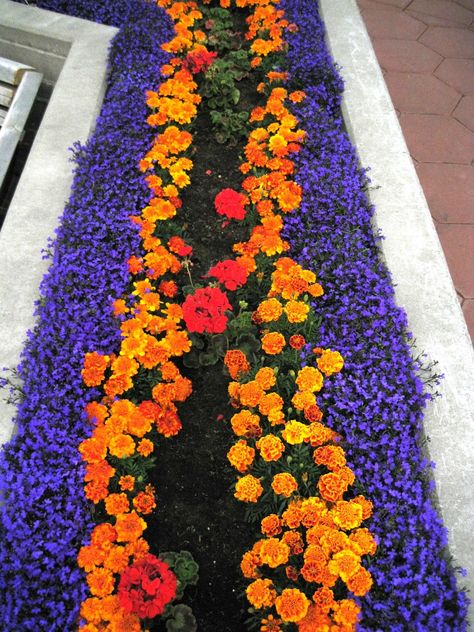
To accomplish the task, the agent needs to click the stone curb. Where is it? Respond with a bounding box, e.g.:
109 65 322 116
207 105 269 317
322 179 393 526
0 0 117 446
319 0 474 622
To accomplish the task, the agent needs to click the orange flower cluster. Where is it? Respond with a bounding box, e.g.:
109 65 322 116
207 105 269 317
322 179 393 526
77 1 209 628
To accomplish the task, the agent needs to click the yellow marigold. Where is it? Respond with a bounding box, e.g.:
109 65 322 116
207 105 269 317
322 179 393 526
231 409 261 438
275 588 310 623
246 578 277 609
317 349 344 376
86 567 115 598
104 493 130 516
255 366 277 390
224 349 251 380
261 332 286 355
259 538 290 568
235 474 264 503
281 420 309 445
328 549 361 582
346 565 373 596
331 500 363 531
284 300 309 323
114 511 146 543
108 433 135 459
271 472 298 497
239 380 265 408
256 298 283 322
291 390 316 410
333 598 361 627
227 440 256 473
295 366 323 392
313 445 346 470
349 528 377 556
261 514 283 537
257 434 285 461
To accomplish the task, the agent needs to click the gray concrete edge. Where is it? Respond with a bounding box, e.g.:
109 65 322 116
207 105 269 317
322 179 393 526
319 0 474 620
0 0 118 446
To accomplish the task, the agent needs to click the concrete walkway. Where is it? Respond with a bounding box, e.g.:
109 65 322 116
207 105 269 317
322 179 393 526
356 0 474 339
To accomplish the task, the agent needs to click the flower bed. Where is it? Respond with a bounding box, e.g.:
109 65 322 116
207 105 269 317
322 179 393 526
1 0 469 630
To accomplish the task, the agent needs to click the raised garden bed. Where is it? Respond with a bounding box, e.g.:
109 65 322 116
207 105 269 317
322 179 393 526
0 0 469 631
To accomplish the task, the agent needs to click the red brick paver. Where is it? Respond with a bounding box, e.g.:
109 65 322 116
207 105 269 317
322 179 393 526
356 0 474 340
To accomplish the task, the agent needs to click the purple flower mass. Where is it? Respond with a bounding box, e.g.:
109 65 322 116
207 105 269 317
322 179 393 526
0 1 173 629
1 0 468 630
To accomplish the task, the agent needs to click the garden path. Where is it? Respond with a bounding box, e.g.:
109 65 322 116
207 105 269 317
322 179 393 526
356 0 474 340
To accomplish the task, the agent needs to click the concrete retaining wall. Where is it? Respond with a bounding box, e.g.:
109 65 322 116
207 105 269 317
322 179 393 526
0 0 117 446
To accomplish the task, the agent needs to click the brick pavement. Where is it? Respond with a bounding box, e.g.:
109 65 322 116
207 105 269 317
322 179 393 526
356 0 474 338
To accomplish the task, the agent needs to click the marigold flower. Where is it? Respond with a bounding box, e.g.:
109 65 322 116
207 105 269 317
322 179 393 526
103 544 130 574
79 436 107 465
275 588 309 623
246 578 277 609
303 404 323 424
260 614 282 632
281 420 309 445
241 550 261 579
87 567 115 598
91 522 117 550
119 475 135 492
346 565 373 596
306 421 334 445
235 474 264 503
99 594 122 621
105 493 130 516
156 407 182 437
77 544 106 573
331 500 363 531
85 460 116 485
80 597 102 625
282 502 303 529
256 298 283 322
318 471 349 503
109 434 135 459
259 538 290 568
333 598 361 627
271 472 298 497
352 495 374 520
349 528 377 556
282 530 304 555
255 366 277 390
284 300 309 323
257 434 285 461
239 381 265 408
289 334 305 350
115 511 147 543
314 444 346 470
137 438 154 457
261 332 286 355
316 349 344 376
258 392 284 418
295 366 324 392
224 349 251 380
227 440 256 473
82 351 110 387
231 409 262 438
261 514 282 537
328 549 361 582
312 586 336 614
291 390 316 410
133 491 157 515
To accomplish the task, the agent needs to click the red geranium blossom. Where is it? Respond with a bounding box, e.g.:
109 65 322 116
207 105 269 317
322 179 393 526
182 286 232 334
118 554 177 619
208 259 248 291
183 49 217 74
214 188 247 220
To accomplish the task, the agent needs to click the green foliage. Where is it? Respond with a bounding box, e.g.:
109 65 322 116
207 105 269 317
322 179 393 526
202 7 242 53
165 604 198 632
160 550 199 599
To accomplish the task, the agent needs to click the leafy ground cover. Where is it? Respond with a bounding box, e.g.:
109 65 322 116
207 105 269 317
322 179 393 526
0 0 469 631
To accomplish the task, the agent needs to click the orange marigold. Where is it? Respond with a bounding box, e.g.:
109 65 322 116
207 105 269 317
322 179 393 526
328 549 361 582
261 514 282 537
77 544 106 572
91 522 117 550
331 500 363 531
119 475 135 491
291 390 316 410
349 528 377 556
241 550 261 579
313 445 346 470
133 490 156 515
275 588 310 623
333 598 361 627
87 567 115 598
346 565 373 596
246 578 277 609
231 409 261 438
352 494 374 520
114 511 146 543
260 614 282 632
103 544 130 574
259 538 290 568
137 438 154 457
227 440 256 473
281 530 304 555
284 300 309 323
261 332 286 355
295 366 323 393
255 366 277 390
316 349 344 377
82 351 110 387
306 421 335 446
318 471 350 503
224 349 251 380
235 474 264 503
289 334 305 350
239 381 265 408
256 298 283 322
105 493 130 516
296 604 330 632
257 434 285 461
272 472 298 497
312 586 336 614
108 433 135 459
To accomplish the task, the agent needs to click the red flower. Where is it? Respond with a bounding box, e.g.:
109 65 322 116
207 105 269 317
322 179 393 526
208 259 248 291
214 188 247 220
118 554 177 619
183 49 217 74
182 287 232 334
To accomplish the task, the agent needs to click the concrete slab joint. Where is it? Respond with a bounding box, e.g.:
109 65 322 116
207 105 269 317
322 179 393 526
318 0 474 625
0 0 117 446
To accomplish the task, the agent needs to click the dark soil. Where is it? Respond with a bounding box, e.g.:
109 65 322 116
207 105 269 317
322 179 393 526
148 16 264 631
